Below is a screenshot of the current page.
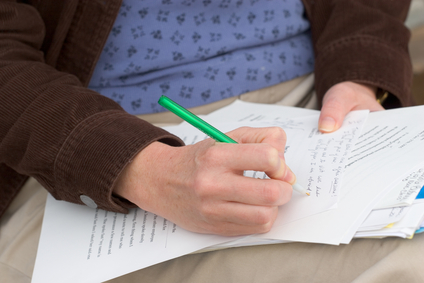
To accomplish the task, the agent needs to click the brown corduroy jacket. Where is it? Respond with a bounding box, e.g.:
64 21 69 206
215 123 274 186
0 0 413 218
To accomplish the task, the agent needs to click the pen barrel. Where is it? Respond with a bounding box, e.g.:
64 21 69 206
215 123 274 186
158 96 237 144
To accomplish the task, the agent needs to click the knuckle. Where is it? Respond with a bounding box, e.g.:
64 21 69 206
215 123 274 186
198 203 218 220
284 184 293 202
260 183 281 205
258 222 273 233
260 146 280 168
192 177 207 196
269 126 287 141
197 147 217 165
192 177 217 200
253 207 274 225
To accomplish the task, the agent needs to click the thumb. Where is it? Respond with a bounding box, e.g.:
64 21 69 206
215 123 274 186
318 92 353 133
318 82 381 133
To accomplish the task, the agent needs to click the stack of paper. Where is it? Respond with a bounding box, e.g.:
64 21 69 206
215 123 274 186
354 176 424 239
32 101 424 283
201 101 424 246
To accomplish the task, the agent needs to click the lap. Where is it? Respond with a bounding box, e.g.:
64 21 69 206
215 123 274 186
107 234 424 283
2 178 424 283
0 178 46 283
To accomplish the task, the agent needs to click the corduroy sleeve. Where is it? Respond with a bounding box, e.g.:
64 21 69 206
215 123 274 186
301 0 413 108
0 2 183 215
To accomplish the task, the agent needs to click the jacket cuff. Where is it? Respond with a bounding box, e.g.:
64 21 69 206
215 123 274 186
52 111 184 213
314 35 413 107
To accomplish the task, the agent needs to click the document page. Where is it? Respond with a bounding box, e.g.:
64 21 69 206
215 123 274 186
205 99 320 121
374 166 424 209
257 105 424 245
358 205 411 231
32 196 235 283
354 202 424 239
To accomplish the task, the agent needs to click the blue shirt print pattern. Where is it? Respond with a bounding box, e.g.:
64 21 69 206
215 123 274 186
88 0 315 115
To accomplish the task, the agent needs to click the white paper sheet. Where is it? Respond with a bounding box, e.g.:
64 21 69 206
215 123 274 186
32 196 235 283
374 166 424 209
357 206 411 231
354 202 424 239
256 105 424 245
205 100 320 121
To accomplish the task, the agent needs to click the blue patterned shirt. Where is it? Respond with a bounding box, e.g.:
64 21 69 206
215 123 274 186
88 0 314 115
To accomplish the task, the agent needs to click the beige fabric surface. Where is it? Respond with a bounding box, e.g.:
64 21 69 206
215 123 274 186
2 76 424 282
0 178 46 283
107 234 424 283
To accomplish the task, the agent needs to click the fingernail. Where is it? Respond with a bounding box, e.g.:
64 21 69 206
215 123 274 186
319 117 336 133
283 165 296 185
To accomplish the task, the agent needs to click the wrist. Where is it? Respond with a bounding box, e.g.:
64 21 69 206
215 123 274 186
112 141 172 209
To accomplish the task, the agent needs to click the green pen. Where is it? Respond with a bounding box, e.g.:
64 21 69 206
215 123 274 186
158 95 310 196
158 95 237 144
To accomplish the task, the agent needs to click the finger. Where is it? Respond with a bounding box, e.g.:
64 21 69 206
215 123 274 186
210 143 296 183
225 127 294 179
196 218 276 236
206 174 293 206
227 126 287 152
195 202 279 236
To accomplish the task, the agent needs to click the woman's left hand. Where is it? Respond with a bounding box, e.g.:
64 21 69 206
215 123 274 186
318 81 385 133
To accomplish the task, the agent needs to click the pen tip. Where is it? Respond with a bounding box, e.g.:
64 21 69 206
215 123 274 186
293 183 309 197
